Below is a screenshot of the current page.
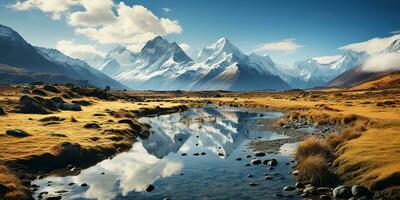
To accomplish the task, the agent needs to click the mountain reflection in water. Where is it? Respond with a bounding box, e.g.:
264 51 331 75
32 107 292 200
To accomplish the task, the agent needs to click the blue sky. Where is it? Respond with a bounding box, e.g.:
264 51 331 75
1 0 400 65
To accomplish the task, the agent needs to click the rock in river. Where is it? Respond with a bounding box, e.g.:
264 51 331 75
254 152 266 157
145 184 155 192
267 159 278 166
351 185 370 197
6 129 31 137
319 195 331 200
283 186 296 191
333 185 352 199
251 159 262 165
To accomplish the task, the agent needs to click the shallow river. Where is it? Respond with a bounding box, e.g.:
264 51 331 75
32 107 300 200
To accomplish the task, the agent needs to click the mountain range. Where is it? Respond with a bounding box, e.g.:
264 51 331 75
0 24 127 89
1 24 398 91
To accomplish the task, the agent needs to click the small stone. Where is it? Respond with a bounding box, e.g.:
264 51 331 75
265 176 273 180
83 123 100 129
200 152 206 155
249 183 258 186
218 153 224 156
295 182 305 189
268 159 278 166
181 153 187 156
292 170 299 176
246 155 251 158
245 163 251 167
304 185 317 195
68 183 74 186
145 184 155 192
351 185 370 197
80 183 88 187
193 153 199 156
247 174 253 178
251 159 262 165
283 186 296 191
236 158 242 161
333 185 352 199
254 152 266 157
6 129 31 137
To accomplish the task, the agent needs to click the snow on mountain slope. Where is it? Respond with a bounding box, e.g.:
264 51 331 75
290 50 368 88
35 47 127 89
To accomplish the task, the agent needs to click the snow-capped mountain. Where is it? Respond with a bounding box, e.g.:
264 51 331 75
289 50 369 88
98 45 137 77
0 24 127 89
110 37 290 91
327 39 400 88
383 39 400 53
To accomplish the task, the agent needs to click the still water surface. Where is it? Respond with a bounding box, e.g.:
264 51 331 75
33 107 299 200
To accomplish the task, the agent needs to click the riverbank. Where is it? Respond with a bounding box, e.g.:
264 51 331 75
0 84 187 199
166 89 400 198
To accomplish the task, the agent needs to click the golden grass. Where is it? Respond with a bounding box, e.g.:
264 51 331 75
334 125 400 190
297 155 337 186
295 137 332 162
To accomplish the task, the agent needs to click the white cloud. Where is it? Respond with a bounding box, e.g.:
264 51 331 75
339 34 400 55
362 53 400 72
10 0 183 53
56 40 105 60
255 38 303 52
179 43 190 52
73 2 182 51
312 55 342 64
8 0 80 20
162 7 172 13
68 0 116 26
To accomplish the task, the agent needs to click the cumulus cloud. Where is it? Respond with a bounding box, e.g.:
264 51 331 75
68 0 116 26
162 7 172 13
179 43 190 52
56 40 105 60
73 2 182 51
339 34 400 55
312 55 342 64
10 0 183 53
8 0 80 19
255 38 303 52
362 53 400 72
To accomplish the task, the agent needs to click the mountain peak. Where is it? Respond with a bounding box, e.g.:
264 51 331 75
0 24 25 43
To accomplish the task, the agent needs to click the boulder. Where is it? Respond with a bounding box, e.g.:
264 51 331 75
251 159 262 165
72 100 91 106
351 185 370 197
32 89 47 96
84 123 101 129
50 97 65 108
19 95 51 114
333 185 352 199
6 129 31 137
61 103 82 111
43 85 60 93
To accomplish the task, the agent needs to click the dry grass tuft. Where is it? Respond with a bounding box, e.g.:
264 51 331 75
0 165 27 200
295 137 332 162
325 132 343 149
275 118 286 127
297 155 337 186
